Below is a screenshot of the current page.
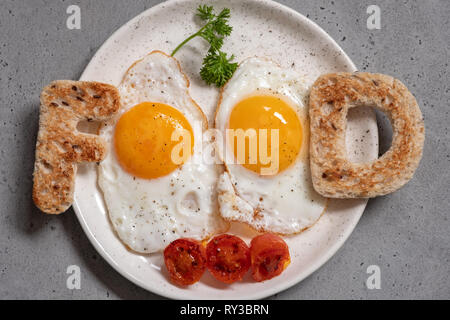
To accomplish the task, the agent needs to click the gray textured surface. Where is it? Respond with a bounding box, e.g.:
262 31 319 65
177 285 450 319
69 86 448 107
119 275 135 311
0 0 449 300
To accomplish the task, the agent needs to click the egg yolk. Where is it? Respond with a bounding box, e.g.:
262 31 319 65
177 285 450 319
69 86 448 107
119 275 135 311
114 102 194 179
228 95 302 175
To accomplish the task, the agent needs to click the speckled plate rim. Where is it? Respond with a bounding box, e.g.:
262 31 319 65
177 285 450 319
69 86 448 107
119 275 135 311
73 0 374 300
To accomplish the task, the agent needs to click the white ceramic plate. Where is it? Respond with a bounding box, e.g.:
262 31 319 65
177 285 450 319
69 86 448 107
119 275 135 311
74 0 378 299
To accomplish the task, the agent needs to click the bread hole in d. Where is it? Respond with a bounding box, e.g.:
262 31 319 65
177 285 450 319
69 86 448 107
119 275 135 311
345 105 381 164
374 108 393 158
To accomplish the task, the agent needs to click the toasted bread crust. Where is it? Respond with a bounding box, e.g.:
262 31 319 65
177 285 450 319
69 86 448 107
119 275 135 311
309 72 425 198
33 80 120 214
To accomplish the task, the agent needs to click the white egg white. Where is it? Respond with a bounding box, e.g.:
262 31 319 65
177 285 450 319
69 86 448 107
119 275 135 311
99 51 228 253
215 57 328 235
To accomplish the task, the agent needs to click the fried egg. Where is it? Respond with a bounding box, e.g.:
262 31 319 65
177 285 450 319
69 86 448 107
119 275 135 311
215 57 328 235
99 51 228 253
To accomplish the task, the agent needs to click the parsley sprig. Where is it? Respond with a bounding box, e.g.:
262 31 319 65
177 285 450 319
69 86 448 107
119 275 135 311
171 5 237 87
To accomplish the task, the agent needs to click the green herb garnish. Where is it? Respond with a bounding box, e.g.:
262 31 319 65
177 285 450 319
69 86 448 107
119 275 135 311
171 5 237 88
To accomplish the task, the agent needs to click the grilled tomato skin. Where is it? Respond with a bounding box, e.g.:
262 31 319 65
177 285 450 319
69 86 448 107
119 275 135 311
164 238 207 286
250 233 290 282
206 234 251 284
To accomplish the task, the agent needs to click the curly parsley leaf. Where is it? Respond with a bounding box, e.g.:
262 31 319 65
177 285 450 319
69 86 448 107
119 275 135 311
171 5 237 87
200 50 238 87
196 5 215 21
199 27 224 52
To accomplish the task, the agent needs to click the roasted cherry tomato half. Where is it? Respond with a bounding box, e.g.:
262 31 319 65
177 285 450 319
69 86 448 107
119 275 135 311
250 233 290 282
164 238 206 286
206 234 251 284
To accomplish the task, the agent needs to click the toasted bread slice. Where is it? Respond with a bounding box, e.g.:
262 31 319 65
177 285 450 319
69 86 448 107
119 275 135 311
309 72 425 198
33 80 120 214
